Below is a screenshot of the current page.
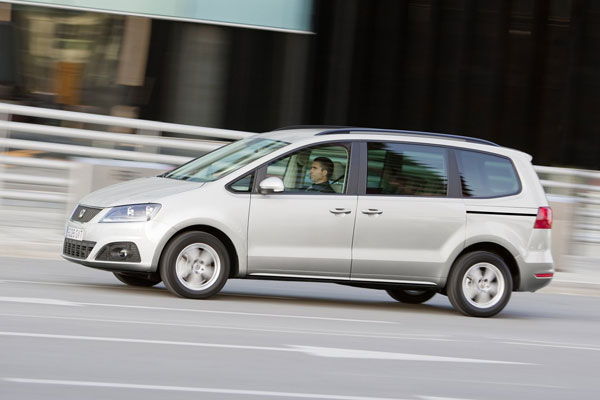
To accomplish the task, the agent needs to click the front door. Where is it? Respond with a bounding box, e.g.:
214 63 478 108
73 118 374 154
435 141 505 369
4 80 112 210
247 142 357 278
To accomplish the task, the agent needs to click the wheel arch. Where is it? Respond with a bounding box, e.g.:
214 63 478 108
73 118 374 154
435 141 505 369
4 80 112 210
446 242 520 292
157 225 240 279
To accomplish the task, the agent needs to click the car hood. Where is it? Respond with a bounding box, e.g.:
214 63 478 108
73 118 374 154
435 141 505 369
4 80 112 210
79 177 205 208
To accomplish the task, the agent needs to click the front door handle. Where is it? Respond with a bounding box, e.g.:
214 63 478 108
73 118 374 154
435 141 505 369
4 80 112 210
361 208 383 215
330 208 352 215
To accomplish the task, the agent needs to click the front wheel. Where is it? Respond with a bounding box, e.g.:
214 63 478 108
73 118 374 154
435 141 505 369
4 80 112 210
386 288 436 304
447 251 513 317
160 231 230 299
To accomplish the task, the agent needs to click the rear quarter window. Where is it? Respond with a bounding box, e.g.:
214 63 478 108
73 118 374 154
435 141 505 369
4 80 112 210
456 150 521 198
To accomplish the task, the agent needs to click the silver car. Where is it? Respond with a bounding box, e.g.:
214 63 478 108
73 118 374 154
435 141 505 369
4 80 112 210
63 127 554 317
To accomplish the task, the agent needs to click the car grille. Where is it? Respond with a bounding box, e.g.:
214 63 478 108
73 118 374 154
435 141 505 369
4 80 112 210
70 205 103 223
63 239 96 259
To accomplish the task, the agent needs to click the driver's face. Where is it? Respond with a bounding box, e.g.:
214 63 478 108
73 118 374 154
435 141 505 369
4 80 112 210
310 161 327 184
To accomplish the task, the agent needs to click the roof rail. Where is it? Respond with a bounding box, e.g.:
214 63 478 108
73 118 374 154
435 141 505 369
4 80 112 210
315 128 499 147
272 125 350 131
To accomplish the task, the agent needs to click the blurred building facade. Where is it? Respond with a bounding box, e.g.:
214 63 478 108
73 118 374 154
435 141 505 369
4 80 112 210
1 0 599 169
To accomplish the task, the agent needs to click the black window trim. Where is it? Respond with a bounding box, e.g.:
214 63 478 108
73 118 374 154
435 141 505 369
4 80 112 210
455 148 523 199
250 140 361 196
447 148 462 198
359 140 456 198
225 170 256 194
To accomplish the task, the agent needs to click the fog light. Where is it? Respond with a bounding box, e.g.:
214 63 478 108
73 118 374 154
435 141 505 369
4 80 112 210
96 242 141 263
109 248 129 259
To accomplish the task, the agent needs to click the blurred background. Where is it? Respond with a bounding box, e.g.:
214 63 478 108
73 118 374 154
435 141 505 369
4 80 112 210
0 0 599 280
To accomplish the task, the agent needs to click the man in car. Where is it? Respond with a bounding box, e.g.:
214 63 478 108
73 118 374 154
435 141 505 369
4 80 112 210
388 169 419 195
306 157 335 193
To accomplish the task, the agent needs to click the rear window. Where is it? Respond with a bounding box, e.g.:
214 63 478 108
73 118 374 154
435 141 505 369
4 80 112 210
456 150 520 198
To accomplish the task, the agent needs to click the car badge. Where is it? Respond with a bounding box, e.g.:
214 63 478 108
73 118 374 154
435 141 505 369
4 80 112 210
79 209 86 219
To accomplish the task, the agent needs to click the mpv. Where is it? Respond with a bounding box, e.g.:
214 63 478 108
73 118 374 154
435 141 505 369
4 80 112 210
63 127 554 317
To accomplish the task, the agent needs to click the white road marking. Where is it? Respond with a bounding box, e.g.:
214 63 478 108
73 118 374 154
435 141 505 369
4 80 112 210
0 331 531 365
0 313 453 342
3 378 408 400
0 278 387 301
504 338 600 348
331 372 566 389
0 331 295 353
419 397 475 400
503 341 600 351
0 279 308 300
291 346 533 365
76 301 396 324
0 297 81 306
552 278 600 285
0 295 393 324
419 397 477 400
0 279 146 290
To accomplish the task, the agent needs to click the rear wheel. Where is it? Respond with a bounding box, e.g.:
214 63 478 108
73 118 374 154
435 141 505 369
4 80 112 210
386 288 436 304
160 231 230 299
447 251 513 317
113 272 161 287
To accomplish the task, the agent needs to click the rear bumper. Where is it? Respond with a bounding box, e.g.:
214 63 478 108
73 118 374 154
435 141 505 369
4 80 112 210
516 254 554 292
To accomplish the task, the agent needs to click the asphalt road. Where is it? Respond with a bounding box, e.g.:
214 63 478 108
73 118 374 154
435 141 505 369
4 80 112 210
0 257 599 400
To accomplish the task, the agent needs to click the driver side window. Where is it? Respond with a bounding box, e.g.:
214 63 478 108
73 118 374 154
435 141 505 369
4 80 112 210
265 144 350 194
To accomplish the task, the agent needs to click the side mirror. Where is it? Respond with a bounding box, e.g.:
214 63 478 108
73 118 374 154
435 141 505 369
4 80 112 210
259 177 285 194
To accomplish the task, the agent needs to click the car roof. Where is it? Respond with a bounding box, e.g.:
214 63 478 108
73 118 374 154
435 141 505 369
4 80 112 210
261 126 498 146
258 126 533 162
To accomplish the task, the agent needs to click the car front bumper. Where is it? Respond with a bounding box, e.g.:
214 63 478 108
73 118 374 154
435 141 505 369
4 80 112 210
62 218 174 273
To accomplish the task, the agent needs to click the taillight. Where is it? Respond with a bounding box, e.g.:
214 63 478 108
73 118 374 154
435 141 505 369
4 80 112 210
534 206 552 229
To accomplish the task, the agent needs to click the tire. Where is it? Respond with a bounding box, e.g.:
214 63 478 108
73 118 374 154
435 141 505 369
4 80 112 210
386 288 436 304
159 231 230 299
447 251 513 317
113 272 162 287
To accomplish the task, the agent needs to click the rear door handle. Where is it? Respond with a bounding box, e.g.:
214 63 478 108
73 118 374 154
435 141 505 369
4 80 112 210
330 208 352 215
361 208 383 215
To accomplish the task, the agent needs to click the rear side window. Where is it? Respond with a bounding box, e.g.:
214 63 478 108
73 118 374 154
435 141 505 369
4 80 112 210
366 142 448 196
456 150 520 198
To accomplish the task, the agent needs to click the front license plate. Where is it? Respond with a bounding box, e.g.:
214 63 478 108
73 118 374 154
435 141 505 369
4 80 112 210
65 226 84 241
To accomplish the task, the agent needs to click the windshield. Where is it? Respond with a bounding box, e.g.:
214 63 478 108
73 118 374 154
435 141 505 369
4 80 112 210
163 136 289 182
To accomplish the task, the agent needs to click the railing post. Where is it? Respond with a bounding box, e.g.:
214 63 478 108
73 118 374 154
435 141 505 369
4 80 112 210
139 128 160 154
0 106 8 149
0 107 9 202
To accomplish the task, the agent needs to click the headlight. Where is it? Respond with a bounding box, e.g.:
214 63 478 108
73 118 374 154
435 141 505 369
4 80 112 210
100 203 161 223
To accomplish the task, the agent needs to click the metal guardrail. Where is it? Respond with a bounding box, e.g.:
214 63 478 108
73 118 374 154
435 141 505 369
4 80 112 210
0 103 252 141
0 154 73 169
0 102 254 165
535 165 600 266
0 155 74 203
0 121 224 152
535 165 600 179
0 137 192 165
